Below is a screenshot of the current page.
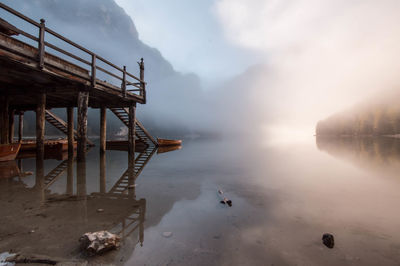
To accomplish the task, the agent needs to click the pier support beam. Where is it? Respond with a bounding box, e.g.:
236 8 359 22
8 109 14 143
18 112 23 143
67 156 74 195
100 107 106 153
36 93 46 159
67 107 74 157
128 104 136 159
100 151 106 193
77 91 89 162
1 96 9 144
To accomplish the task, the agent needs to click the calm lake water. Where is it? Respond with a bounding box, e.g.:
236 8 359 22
1 136 400 265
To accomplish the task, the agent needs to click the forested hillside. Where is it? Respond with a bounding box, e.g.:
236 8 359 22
316 90 400 136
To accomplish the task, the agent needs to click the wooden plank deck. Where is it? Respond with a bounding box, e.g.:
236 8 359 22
0 2 147 110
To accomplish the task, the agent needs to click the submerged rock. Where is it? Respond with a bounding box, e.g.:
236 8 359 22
218 190 233 207
322 233 335 248
79 231 120 255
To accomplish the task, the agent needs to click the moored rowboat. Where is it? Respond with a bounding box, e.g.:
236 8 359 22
157 138 182 147
0 143 21 162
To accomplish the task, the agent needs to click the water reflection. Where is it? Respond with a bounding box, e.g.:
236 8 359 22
316 136 400 175
0 144 157 263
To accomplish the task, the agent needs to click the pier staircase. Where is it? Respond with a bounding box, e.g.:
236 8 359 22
45 110 94 146
109 108 158 146
108 146 157 196
44 159 68 190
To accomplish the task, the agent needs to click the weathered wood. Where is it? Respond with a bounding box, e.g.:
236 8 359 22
139 58 145 101
8 108 14 143
0 96 9 144
38 19 45 69
128 104 136 158
135 118 158 146
77 91 89 162
0 18 19 36
100 151 106 193
18 112 23 142
76 161 86 197
36 93 46 159
67 107 74 157
67 156 73 195
122 65 126 97
100 107 106 153
91 54 96 87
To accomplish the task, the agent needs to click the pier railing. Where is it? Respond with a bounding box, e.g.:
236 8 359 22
0 3 146 101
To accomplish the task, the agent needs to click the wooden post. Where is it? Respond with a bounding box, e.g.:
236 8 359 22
100 107 106 153
91 54 96 87
122 66 126 97
8 109 15 143
36 93 46 159
139 58 146 102
100 151 106 193
38 19 45 69
67 107 74 157
0 99 2 144
35 156 45 203
76 161 87 198
128 104 136 195
67 156 74 195
128 104 136 158
18 112 24 143
0 96 9 144
139 199 146 246
77 91 89 162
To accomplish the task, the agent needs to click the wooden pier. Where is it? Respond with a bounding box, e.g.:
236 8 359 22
0 3 157 162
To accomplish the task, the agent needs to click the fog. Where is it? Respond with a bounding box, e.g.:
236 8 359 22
2 0 400 139
213 0 400 138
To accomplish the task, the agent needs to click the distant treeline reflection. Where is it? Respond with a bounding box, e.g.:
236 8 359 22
316 136 400 173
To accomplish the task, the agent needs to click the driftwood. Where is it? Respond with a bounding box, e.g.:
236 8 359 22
218 190 232 207
5 254 57 265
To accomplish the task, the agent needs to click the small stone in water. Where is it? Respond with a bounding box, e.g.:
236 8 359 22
97 208 104 213
322 233 334 248
162 232 173 238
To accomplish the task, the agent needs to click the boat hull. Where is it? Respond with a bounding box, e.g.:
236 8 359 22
0 143 21 162
157 138 182 147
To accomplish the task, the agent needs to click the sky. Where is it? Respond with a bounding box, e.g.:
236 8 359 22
114 0 259 80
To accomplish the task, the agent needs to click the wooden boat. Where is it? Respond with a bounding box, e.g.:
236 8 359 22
157 145 182 154
0 143 21 162
106 140 148 152
0 160 20 178
157 138 182 147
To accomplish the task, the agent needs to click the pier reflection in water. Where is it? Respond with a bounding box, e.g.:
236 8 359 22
0 144 158 263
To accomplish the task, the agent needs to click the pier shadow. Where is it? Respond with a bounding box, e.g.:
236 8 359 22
0 145 157 264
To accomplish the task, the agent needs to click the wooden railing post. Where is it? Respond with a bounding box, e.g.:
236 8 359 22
138 58 146 102
91 54 96 87
122 65 126 97
38 18 45 69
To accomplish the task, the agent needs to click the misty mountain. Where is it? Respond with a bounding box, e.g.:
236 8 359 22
316 89 400 136
2 0 207 138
